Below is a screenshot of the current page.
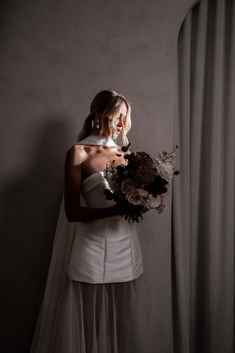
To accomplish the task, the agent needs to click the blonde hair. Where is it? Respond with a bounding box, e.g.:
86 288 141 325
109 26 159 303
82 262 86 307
77 90 132 146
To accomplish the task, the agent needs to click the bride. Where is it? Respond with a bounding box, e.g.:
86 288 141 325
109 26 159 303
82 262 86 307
30 89 165 353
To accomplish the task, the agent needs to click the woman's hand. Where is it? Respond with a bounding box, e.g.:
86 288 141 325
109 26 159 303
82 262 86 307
110 204 129 217
112 204 143 218
111 199 166 218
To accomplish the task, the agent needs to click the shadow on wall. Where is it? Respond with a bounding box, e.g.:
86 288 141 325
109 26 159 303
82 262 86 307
0 118 71 353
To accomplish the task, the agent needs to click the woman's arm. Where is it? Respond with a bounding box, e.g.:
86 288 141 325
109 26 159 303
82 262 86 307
64 146 123 223
67 204 124 223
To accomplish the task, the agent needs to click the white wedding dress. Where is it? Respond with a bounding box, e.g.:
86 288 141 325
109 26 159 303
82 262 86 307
30 134 144 353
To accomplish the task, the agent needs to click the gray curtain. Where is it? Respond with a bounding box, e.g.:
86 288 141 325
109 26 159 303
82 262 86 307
172 1 235 353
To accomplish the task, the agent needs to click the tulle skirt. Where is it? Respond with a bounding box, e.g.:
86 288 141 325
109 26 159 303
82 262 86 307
31 276 136 353
30 196 138 353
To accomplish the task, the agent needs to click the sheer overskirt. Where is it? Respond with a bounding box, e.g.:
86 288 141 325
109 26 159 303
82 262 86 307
30 194 137 353
31 276 136 353
59 279 135 353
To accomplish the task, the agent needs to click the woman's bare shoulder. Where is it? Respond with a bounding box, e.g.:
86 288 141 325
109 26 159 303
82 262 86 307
66 144 89 166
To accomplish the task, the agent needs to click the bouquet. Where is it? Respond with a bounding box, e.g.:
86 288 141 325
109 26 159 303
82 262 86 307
103 143 179 222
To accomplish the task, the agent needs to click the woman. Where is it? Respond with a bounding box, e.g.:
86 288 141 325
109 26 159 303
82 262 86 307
30 90 164 353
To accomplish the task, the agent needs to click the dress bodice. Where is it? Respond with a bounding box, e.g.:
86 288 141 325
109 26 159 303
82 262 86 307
80 170 117 210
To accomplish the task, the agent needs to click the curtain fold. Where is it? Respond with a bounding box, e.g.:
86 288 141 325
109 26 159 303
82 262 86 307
172 1 235 352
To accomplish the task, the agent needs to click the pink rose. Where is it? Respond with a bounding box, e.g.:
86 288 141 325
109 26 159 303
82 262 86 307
126 190 141 205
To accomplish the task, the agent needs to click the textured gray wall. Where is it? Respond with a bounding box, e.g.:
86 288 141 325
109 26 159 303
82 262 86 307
0 0 196 352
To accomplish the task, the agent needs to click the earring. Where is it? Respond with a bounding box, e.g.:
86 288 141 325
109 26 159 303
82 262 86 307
94 118 100 129
122 127 128 146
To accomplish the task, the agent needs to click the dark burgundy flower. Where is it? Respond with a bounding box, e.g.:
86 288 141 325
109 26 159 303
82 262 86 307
116 165 126 177
121 142 131 152
146 175 168 197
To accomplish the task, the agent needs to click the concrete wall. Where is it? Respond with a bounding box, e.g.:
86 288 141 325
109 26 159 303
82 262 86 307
0 0 196 352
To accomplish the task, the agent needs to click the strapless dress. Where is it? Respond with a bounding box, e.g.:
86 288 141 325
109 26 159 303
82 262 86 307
67 170 144 283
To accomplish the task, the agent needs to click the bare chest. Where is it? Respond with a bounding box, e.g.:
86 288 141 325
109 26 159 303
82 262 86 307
81 147 125 181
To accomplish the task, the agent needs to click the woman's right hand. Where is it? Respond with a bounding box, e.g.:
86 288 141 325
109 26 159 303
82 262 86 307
111 200 166 218
111 204 128 217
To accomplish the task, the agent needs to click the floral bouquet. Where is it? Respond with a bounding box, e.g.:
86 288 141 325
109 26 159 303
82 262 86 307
103 143 179 222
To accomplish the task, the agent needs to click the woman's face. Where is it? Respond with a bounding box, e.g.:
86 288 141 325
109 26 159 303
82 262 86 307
111 103 127 134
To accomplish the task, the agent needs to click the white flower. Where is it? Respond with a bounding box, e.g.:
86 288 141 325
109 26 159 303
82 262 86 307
155 162 174 181
126 190 142 205
153 148 177 182
156 151 176 164
145 194 161 209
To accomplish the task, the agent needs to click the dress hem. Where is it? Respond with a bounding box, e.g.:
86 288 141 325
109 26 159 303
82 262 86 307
68 269 144 284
